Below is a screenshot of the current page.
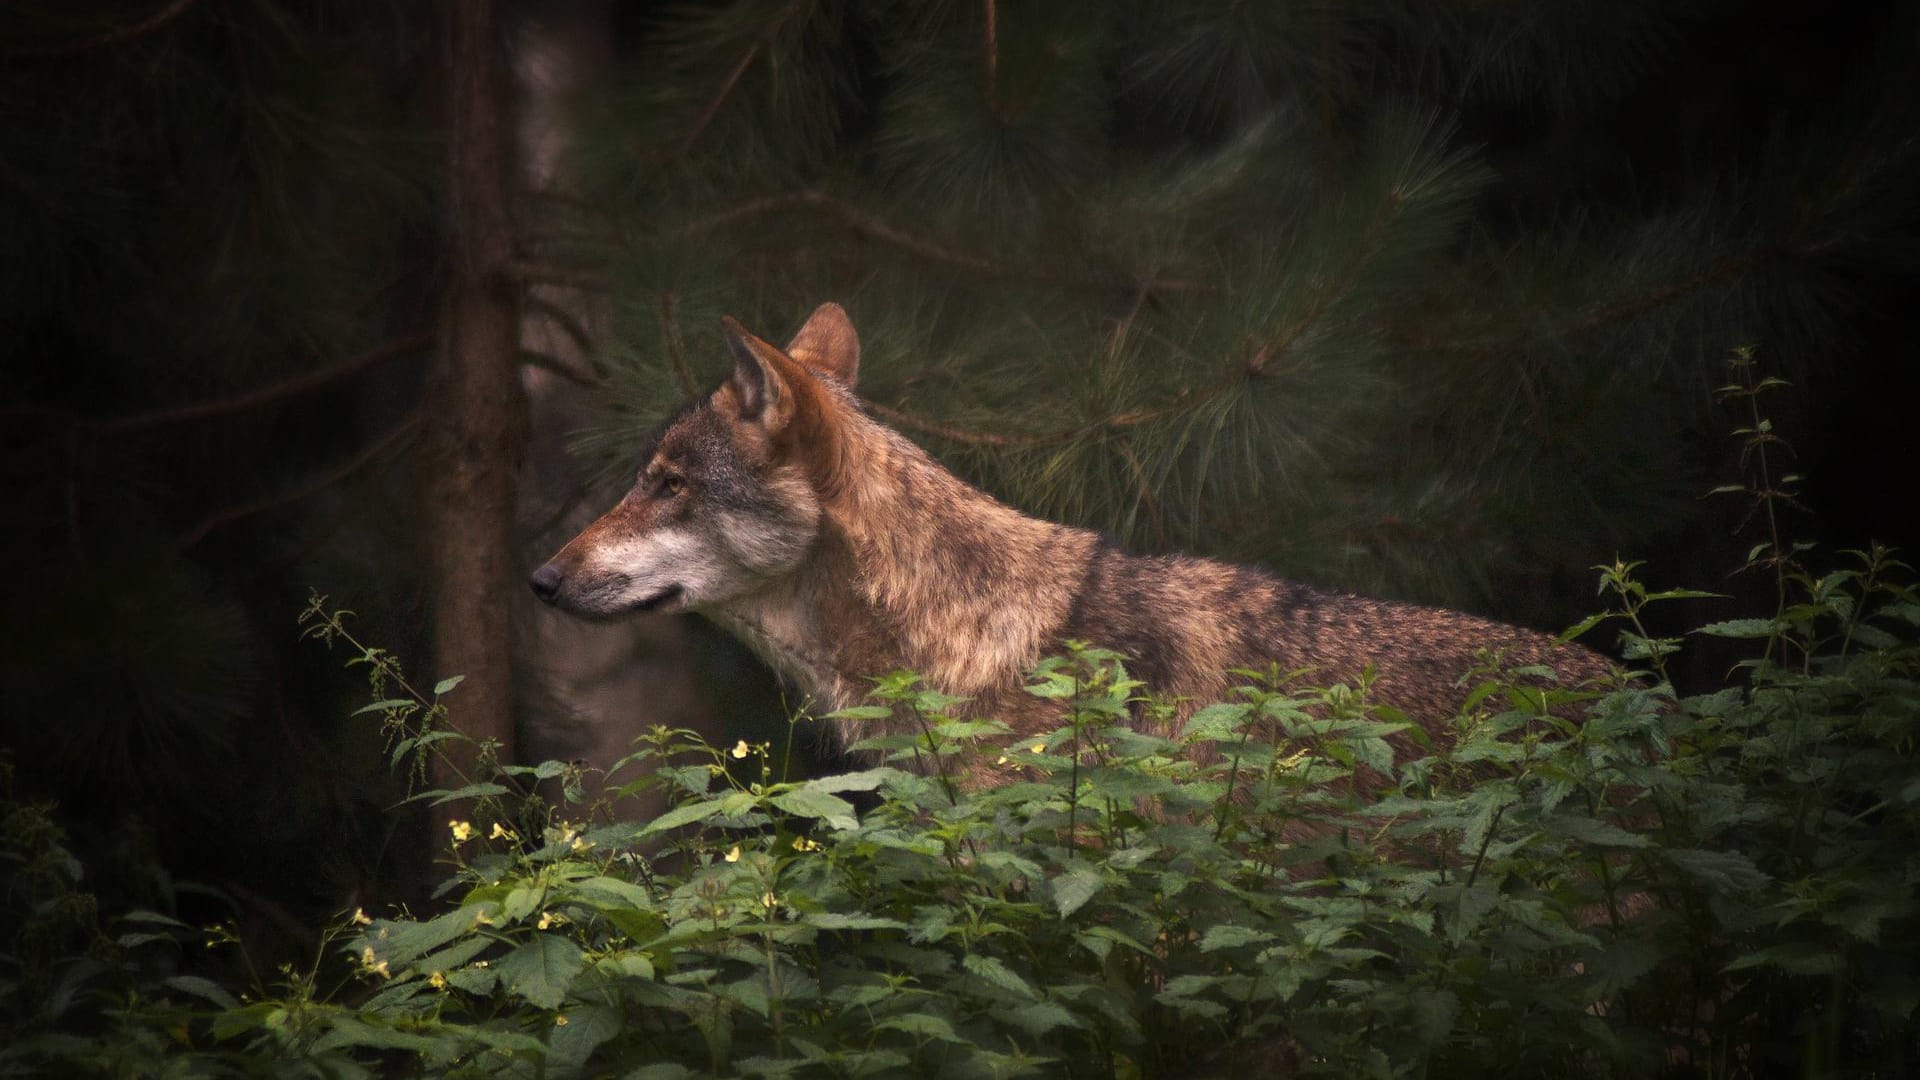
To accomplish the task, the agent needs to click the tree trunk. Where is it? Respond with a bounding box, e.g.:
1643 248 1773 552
509 3 717 808
425 0 525 808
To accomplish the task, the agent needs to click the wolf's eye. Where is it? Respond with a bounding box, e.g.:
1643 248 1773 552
655 474 686 498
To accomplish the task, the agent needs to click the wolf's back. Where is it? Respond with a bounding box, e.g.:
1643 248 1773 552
1059 539 1611 727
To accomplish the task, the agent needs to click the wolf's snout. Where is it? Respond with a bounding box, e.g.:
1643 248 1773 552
529 563 563 603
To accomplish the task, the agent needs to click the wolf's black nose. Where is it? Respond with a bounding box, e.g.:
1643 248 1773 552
529 563 563 603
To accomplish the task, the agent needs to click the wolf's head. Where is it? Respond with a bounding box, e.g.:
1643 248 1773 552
529 303 861 618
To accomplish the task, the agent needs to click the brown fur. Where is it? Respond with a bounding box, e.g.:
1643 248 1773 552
531 304 1615 780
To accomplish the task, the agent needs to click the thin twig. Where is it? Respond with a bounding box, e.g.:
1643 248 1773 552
11 0 205 58
675 0 810 154
505 258 606 290
521 291 599 362
1557 253 1751 336
863 401 1059 447
1117 440 1168 549
659 291 699 397
1511 359 1549 439
680 43 761 153
177 413 423 547
65 425 83 548
518 348 606 392
982 0 1003 119
677 191 999 273
676 190 1210 293
96 334 429 434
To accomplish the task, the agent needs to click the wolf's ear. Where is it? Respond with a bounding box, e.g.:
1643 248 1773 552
785 302 859 388
721 316 795 427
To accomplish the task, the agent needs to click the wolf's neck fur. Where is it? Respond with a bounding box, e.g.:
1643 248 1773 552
714 412 1096 720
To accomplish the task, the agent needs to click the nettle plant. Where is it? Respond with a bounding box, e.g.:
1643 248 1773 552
112 532 1910 1079
9 360 1918 1080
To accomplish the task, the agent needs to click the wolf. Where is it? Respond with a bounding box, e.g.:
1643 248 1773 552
529 303 1614 777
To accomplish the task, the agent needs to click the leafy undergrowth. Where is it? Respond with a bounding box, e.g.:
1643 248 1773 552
6 546 1919 1079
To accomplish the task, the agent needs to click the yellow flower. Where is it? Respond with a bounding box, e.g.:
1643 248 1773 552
489 822 515 841
995 755 1010 766
1030 743 1046 754
427 971 447 990
537 911 563 930
791 837 822 852
360 946 377 966
554 1015 569 1027
450 820 474 843
570 835 593 852
724 845 742 863
761 891 779 910
351 907 373 926
731 740 751 759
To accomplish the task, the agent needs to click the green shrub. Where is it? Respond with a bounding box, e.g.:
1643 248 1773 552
11 541 1912 1079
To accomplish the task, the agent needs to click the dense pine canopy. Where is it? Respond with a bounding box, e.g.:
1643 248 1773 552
1 0 1916 1033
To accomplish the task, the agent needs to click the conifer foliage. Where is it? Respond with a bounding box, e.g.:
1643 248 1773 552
550 0 1916 624
0 0 1917 1058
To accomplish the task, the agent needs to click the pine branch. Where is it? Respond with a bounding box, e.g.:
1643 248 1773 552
677 190 1209 293
981 0 1005 121
11 0 206 59
868 190 1399 449
1392 238 1838 358
659 291 699 397
1556 252 1754 336
96 334 430 434
675 0 812 154
178 412 422 547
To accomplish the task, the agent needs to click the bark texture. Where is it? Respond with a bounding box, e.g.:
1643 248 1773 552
426 0 526 796
510 3 715 798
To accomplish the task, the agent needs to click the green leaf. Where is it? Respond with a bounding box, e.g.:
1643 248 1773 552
1198 925 1275 952
1052 863 1104 917
638 797 732 837
411 782 509 806
353 698 418 716
962 954 1039 1000
875 1012 964 1043
119 910 190 929
434 675 466 695
1662 848 1770 892
549 1003 622 1070
309 1016 447 1056
995 1000 1084 1036
770 787 860 830
625 1065 699 1080
1543 814 1652 849
1559 612 1611 642
1725 942 1846 976
803 768 908 794
1643 588 1727 602
803 912 910 931
373 908 475 963
1694 618 1779 638
162 974 239 1010
494 934 586 1010
1179 702 1252 740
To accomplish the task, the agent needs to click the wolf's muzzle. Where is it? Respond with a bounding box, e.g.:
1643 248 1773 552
529 563 563 603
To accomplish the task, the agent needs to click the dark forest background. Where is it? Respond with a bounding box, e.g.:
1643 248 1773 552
3 0 1917 984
